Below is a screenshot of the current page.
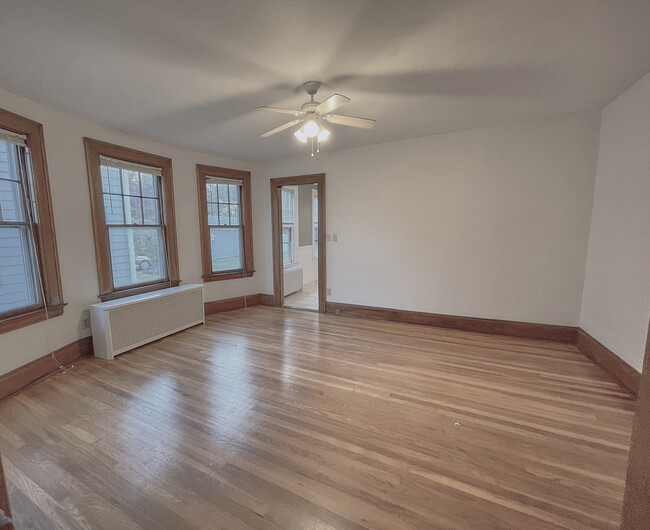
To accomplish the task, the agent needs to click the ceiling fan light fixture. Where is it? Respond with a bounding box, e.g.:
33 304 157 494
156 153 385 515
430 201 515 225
317 127 330 142
293 127 308 144
303 119 319 138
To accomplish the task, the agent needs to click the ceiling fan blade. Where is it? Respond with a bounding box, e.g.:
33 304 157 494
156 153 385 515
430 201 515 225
256 106 303 116
323 114 375 129
260 119 303 137
315 94 350 115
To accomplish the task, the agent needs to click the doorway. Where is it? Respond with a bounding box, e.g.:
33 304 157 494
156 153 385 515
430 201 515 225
270 174 326 312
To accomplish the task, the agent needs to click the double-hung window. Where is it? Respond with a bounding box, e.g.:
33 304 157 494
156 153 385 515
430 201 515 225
84 138 179 300
281 188 295 264
197 165 253 281
0 109 64 333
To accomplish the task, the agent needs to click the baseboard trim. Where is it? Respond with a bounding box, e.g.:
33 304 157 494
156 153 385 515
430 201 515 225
576 329 641 395
0 336 93 402
204 293 274 315
326 302 578 343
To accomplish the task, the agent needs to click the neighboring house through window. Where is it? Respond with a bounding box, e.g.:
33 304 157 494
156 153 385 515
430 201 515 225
84 138 180 300
0 108 64 333
196 164 254 282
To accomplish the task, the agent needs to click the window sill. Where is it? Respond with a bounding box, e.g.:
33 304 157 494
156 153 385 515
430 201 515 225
99 280 181 302
0 303 65 335
202 270 255 282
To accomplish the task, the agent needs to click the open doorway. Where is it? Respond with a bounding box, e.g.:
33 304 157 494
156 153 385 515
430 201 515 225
270 174 326 312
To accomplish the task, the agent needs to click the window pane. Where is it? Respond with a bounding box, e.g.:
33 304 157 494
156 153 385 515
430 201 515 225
103 194 125 224
205 183 215 203
207 203 219 225
122 169 140 196
219 203 230 225
281 189 294 223
230 204 240 225
0 179 25 222
0 226 40 313
229 184 239 204
218 184 229 203
142 198 160 225
109 226 166 288
140 173 157 198
124 196 143 224
282 226 293 263
210 227 242 272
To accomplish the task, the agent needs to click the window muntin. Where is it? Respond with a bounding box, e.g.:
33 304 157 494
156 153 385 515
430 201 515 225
206 178 243 273
0 137 41 315
281 188 295 264
100 158 167 289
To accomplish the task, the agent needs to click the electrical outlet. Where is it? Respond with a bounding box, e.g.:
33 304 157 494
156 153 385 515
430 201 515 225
326 233 331 242
327 288 332 296
332 233 338 242
83 317 90 329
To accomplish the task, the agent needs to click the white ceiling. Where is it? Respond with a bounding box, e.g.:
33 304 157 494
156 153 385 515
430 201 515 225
1 0 650 161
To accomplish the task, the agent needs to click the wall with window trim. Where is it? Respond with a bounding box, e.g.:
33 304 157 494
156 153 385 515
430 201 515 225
257 111 600 327
0 86 260 376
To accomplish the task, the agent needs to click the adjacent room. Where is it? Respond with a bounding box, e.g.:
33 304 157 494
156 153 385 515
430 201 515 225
0 1 649 529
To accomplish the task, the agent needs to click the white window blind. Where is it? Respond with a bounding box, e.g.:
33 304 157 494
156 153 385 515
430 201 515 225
0 128 27 147
100 156 162 176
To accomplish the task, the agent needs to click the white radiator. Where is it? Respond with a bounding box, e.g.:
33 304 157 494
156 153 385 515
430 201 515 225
90 284 204 360
284 265 303 296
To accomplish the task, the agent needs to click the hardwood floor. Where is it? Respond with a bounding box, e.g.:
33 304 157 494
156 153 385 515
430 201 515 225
0 307 635 529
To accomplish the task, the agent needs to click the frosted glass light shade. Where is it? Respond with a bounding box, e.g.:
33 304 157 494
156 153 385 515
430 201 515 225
303 119 319 138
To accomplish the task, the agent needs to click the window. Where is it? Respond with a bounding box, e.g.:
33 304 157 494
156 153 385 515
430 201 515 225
84 138 179 300
196 165 253 281
312 188 318 259
281 188 295 264
0 108 64 333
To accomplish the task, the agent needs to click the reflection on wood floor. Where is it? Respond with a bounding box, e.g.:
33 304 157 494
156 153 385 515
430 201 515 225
0 306 635 529
284 279 318 310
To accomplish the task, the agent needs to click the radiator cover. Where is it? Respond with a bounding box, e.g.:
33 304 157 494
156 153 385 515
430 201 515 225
90 284 204 360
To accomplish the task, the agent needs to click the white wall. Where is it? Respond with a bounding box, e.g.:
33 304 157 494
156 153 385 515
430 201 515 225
581 73 650 372
257 112 600 326
0 87 260 375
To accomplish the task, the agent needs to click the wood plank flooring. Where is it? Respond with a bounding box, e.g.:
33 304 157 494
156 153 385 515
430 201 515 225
0 306 635 529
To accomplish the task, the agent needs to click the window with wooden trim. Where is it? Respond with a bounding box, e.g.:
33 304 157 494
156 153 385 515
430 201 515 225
84 138 179 301
196 164 254 282
0 108 64 334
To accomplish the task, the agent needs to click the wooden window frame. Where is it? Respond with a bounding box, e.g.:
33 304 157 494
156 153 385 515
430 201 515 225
0 108 65 334
196 164 254 282
84 138 180 301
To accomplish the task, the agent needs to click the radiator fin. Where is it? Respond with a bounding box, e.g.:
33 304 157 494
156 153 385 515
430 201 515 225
108 288 204 351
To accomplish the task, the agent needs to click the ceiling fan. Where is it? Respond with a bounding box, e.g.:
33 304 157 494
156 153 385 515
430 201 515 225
257 81 375 156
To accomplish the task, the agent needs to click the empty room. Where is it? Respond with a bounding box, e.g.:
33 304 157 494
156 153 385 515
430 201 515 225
1 1 650 529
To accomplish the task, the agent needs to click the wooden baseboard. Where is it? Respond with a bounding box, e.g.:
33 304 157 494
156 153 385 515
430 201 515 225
204 293 275 316
0 336 93 402
576 329 641 395
326 302 578 343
